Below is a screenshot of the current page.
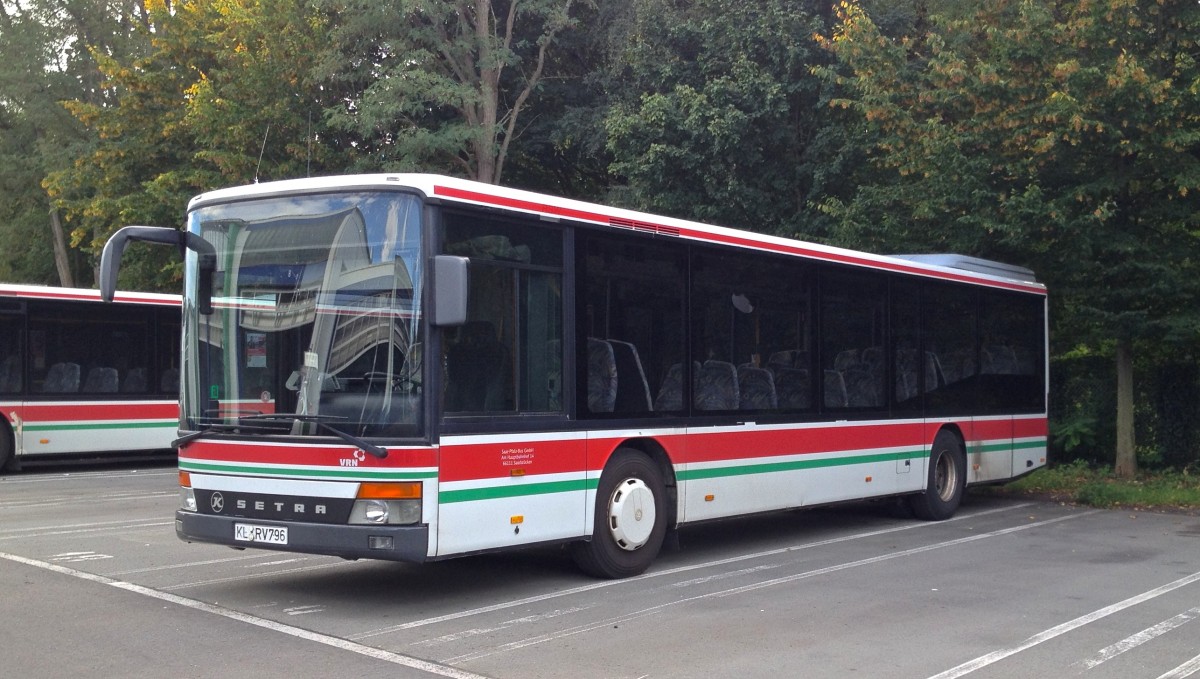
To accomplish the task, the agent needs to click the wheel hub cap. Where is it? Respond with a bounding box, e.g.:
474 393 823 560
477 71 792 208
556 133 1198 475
607 478 656 551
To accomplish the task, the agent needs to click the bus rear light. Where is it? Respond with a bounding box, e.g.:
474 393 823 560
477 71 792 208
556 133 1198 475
357 482 421 500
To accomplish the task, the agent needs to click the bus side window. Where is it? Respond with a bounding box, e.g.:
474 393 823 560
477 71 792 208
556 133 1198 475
819 270 886 411
0 312 20 393
577 232 686 418
442 211 563 416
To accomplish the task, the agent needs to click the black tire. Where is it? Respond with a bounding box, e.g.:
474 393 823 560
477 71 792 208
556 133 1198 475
908 430 966 521
0 422 13 473
572 449 667 579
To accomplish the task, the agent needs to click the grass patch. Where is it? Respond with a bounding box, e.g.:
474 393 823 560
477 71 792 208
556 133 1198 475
978 460 1200 513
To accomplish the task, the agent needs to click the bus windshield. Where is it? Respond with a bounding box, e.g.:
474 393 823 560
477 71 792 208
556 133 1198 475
182 192 424 440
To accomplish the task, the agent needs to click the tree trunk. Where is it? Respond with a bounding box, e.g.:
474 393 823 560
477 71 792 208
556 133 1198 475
48 207 75 288
1114 340 1136 478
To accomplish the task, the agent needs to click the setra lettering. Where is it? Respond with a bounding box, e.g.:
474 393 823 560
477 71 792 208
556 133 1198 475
226 496 329 515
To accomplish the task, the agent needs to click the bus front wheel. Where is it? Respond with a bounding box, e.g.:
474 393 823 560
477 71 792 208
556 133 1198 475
908 430 966 521
0 422 13 472
573 449 667 579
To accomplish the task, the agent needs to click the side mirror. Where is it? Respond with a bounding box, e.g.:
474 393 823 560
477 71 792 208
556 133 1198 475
431 255 469 326
101 226 216 314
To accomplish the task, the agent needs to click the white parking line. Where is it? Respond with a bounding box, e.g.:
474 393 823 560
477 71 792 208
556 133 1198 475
1078 607 1200 669
447 511 1096 663
352 502 1035 640
1158 653 1200 679
927 571 1200 679
0 550 492 679
0 491 175 510
160 559 354 590
0 520 172 540
109 551 297 576
0 469 177 485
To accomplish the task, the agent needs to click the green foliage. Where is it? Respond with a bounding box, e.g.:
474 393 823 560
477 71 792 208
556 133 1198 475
603 0 829 236
818 0 1200 471
314 0 585 184
0 0 119 285
992 460 1200 512
42 0 337 291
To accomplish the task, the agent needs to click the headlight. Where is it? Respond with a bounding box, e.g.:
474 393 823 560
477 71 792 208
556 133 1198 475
180 487 197 512
349 499 421 525
349 481 422 525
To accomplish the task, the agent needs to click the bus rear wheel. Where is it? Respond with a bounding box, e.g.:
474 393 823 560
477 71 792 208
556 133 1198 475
908 430 965 521
573 449 666 579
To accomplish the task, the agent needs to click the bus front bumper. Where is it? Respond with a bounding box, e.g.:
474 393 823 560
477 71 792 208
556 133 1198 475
175 511 430 563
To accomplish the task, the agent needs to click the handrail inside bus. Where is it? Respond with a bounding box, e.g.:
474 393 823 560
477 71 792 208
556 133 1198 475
100 226 217 313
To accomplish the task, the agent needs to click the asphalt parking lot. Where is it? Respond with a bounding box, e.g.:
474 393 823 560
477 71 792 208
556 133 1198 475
2 462 1198 679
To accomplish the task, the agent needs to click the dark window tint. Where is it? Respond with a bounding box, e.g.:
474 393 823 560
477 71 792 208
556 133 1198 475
0 309 22 394
691 249 813 413
979 291 1045 412
443 212 563 415
29 302 155 395
578 232 685 416
924 284 977 414
891 279 922 414
820 270 886 410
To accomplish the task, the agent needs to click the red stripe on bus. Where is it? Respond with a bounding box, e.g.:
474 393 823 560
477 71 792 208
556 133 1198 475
683 422 928 464
4 402 178 421
440 438 588 482
176 416 1046 480
0 286 180 306
1012 416 1049 438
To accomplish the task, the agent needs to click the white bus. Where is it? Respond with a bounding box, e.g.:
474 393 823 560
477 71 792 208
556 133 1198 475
0 284 180 471
101 174 1047 578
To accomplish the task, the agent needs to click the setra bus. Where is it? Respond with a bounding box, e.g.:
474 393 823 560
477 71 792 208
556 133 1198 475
100 174 1047 578
0 284 180 471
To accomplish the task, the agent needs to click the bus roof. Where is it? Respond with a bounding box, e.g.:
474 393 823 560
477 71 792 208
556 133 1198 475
187 174 1047 295
0 283 180 307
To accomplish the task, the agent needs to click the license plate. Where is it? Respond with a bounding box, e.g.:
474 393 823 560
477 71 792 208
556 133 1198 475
234 523 288 545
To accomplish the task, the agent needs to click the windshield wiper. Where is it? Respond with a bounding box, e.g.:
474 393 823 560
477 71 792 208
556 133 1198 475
238 414 388 459
173 426 229 449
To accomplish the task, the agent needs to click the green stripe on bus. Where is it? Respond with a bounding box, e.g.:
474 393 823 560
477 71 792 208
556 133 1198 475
678 448 927 482
179 460 435 481
439 478 596 504
976 438 1048 454
25 421 175 431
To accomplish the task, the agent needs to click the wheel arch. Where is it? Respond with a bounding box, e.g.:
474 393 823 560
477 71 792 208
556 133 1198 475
933 422 966 452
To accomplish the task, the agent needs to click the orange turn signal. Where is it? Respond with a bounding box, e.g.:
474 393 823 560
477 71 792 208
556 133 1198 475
357 481 422 500
179 471 192 488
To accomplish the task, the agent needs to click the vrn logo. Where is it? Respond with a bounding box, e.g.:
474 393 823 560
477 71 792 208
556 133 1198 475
339 449 368 467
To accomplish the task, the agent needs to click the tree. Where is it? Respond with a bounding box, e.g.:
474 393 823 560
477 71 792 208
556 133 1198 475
315 0 584 184
47 0 335 291
601 0 829 235
0 0 149 286
818 0 1200 475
